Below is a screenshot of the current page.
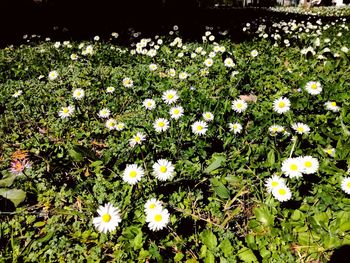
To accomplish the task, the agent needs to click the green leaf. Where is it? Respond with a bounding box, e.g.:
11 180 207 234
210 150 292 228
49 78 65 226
200 230 217 251
266 149 275 166
253 205 274 226
174 252 184 262
210 178 230 199
0 189 26 207
0 174 17 187
68 148 84 162
204 154 226 174
204 251 215 263
237 247 258 262
219 239 233 258
132 231 143 250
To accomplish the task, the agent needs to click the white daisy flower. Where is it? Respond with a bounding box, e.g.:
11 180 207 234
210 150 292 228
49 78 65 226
93 203 122 234
231 99 248 113
191 121 208 136
325 101 340 112
48 70 59 80
168 68 176 77
153 118 170 133
129 132 146 148
272 185 292 202
251 49 258 57
72 88 85 100
84 45 93 55
169 106 184 119
224 58 235 67
300 156 319 174
269 125 285 135
305 81 322 95
281 157 303 179
143 99 156 110
324 148 335 157
152 159 175 181
106 118 117 130
122 164 144 185
12 90 23 98
341 177 350 195
204 58 214 67
203 112 214 122
70 53 78 60
149 64 158 71
229 122 243 134
273 97 291 114
162 90 179 104
116 122 125 131
58 105 74 118
122 77 133 88
106 86 115 93
144 198 163 215
146 208 170 231
291 123 310 135
265 175 286 193
98 108 110 118
179 72 188 80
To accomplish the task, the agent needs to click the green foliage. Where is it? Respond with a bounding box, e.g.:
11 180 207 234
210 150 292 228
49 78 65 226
0 11 350 262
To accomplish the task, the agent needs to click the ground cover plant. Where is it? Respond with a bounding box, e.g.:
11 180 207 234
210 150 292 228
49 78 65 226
1 11 350 263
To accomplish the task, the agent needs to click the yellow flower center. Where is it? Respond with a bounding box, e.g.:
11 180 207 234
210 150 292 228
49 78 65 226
154 214 162 222
167 94 174 99
305 161 312 168
147 102 152 106
117 124 123 129
102 214 111 222
109 122 115 127
233 124 238 129
149 204 156 209
278 189 287 195
326 149 333 155
130 171 137 178
158 122 165 127
174 109 180 114
76 92 81 96
297 127 304 132
63 108 69 114
278 101 285 108
290 164 298 171
272 181 279 187
331 102 336 107
311 83 317 89
236 103 242 108
347 182 350 188
134 136 140 142
197 125 203 131
160 166 167 173
272 127 278 131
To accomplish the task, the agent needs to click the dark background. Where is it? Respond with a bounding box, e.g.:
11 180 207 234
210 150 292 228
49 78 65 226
0 0 349 46
0 0 272 46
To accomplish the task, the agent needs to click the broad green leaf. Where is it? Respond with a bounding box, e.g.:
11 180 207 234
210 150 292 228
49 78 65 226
200 230 217 251
219 239 233 258
68 148 84 162
204 251 215 263
0 174 17 187
210 178 230 199
253 205 274 226
266 149 275 166
237 247 258 263
0 188 26 207
204 154 226 174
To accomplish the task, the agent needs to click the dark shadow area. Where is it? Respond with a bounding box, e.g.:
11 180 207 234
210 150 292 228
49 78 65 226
0 0 270 47
330 245 350 263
